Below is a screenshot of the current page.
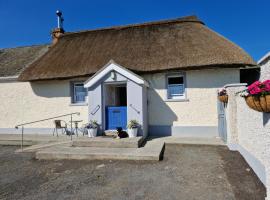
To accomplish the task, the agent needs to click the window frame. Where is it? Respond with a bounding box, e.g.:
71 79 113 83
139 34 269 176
166 73 187 101
70 81 88 105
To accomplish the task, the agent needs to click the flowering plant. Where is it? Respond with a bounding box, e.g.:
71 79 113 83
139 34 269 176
237 80 270 97
127 120 139 129
218 88 227 96
86 120 98 129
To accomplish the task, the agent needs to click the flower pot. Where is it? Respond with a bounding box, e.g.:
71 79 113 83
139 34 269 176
245 95 270 113
218 95 228 103
127 128 138 138
87 128 97 137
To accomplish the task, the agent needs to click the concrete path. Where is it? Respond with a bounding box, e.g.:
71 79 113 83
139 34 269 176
0 134 224 146
0 134 224 161
148 136 225 146
36 139 164 161
72 136 144 148
15 141 72 153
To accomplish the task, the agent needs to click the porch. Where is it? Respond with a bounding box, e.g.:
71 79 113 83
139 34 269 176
85 60 148 137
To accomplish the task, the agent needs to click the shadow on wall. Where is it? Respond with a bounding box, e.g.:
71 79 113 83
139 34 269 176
30 81 70 98
148 88 177 136
146 69 239 90
263 113 270 126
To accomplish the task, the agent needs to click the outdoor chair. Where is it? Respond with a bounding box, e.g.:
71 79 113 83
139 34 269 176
53 120 67 137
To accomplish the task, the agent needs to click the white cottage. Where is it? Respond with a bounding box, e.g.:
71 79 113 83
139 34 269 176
0 15 256 138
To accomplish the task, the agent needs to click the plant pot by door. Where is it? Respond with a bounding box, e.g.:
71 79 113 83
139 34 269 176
218 95 228 103
127 128 138 138
88 128 97 137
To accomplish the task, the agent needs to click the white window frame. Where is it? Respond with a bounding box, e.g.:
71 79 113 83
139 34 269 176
166 74 186 100
72 82 87 104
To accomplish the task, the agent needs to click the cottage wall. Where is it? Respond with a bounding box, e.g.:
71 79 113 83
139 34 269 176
0 80 88 133
0 68 239 136
143 68 240 137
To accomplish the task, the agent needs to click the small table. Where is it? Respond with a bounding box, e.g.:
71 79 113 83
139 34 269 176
70 120 83 136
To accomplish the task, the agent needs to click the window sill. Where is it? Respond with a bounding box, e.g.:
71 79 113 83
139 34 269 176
69 103 88 106
165 98 189 102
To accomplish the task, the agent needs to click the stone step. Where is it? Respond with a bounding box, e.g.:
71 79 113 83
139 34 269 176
72 136 144 148
35 140 164 161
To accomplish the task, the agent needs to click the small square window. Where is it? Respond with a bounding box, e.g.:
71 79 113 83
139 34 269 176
167 75 185 100
72 82 87 103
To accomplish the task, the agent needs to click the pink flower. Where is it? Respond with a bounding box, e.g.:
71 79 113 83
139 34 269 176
248 81 262 95
262 80 270 92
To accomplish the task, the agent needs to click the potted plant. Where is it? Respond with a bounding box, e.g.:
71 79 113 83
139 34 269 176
238 80 270 113
127 120 139 138
218 88 228 103
86 120 98 137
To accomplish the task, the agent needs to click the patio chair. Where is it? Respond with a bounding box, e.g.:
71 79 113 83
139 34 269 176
53 120 67 137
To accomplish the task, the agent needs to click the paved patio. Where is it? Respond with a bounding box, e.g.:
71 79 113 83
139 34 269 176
0 144 266 200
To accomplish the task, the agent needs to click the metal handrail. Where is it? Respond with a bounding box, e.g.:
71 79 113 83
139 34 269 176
15 112 80 151
129 104 140 114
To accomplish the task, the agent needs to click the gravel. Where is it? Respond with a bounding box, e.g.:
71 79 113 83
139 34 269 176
0 144 266 200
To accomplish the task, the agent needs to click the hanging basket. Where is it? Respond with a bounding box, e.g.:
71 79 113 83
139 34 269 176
245 95 270 113
218 95 228 103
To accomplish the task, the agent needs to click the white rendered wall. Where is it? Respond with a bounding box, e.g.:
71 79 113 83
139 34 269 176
0 80 88 132
260 58 270 81
224 60 270 199
0 68 239 135
225 85 270 200
143 68 240 127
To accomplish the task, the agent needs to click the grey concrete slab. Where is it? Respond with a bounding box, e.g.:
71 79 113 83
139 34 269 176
15 141 72 153
35 140 164 161
72 136 145 148
148 136 225 146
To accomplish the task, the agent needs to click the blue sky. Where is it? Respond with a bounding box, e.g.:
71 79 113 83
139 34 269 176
0 0 268 61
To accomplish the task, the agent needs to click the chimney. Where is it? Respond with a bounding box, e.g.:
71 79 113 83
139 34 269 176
51 10 65 45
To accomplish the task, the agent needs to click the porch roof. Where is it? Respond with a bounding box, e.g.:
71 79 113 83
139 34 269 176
84 60 149 88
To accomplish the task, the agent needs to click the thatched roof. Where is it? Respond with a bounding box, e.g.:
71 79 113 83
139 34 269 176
19 15 256 81
0 45 49 77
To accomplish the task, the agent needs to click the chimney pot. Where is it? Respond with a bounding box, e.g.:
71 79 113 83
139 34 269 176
51 10 65 45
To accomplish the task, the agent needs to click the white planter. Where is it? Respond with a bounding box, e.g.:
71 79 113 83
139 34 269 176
127 128 138 138
88 128 97 137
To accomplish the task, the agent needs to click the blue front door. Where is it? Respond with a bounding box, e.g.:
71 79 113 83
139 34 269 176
106 106 127 130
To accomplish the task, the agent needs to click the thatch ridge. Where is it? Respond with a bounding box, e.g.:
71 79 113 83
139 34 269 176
19 15 256 81
62 15 204 37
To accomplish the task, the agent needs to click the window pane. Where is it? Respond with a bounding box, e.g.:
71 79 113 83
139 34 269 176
168 77 183 84
168 85 184 96
74 83 86 103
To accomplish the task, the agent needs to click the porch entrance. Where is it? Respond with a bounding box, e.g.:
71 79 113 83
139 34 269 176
104 84 127 130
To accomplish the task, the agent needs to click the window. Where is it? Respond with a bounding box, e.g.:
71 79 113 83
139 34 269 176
72 82 87 103
167 74 185 100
